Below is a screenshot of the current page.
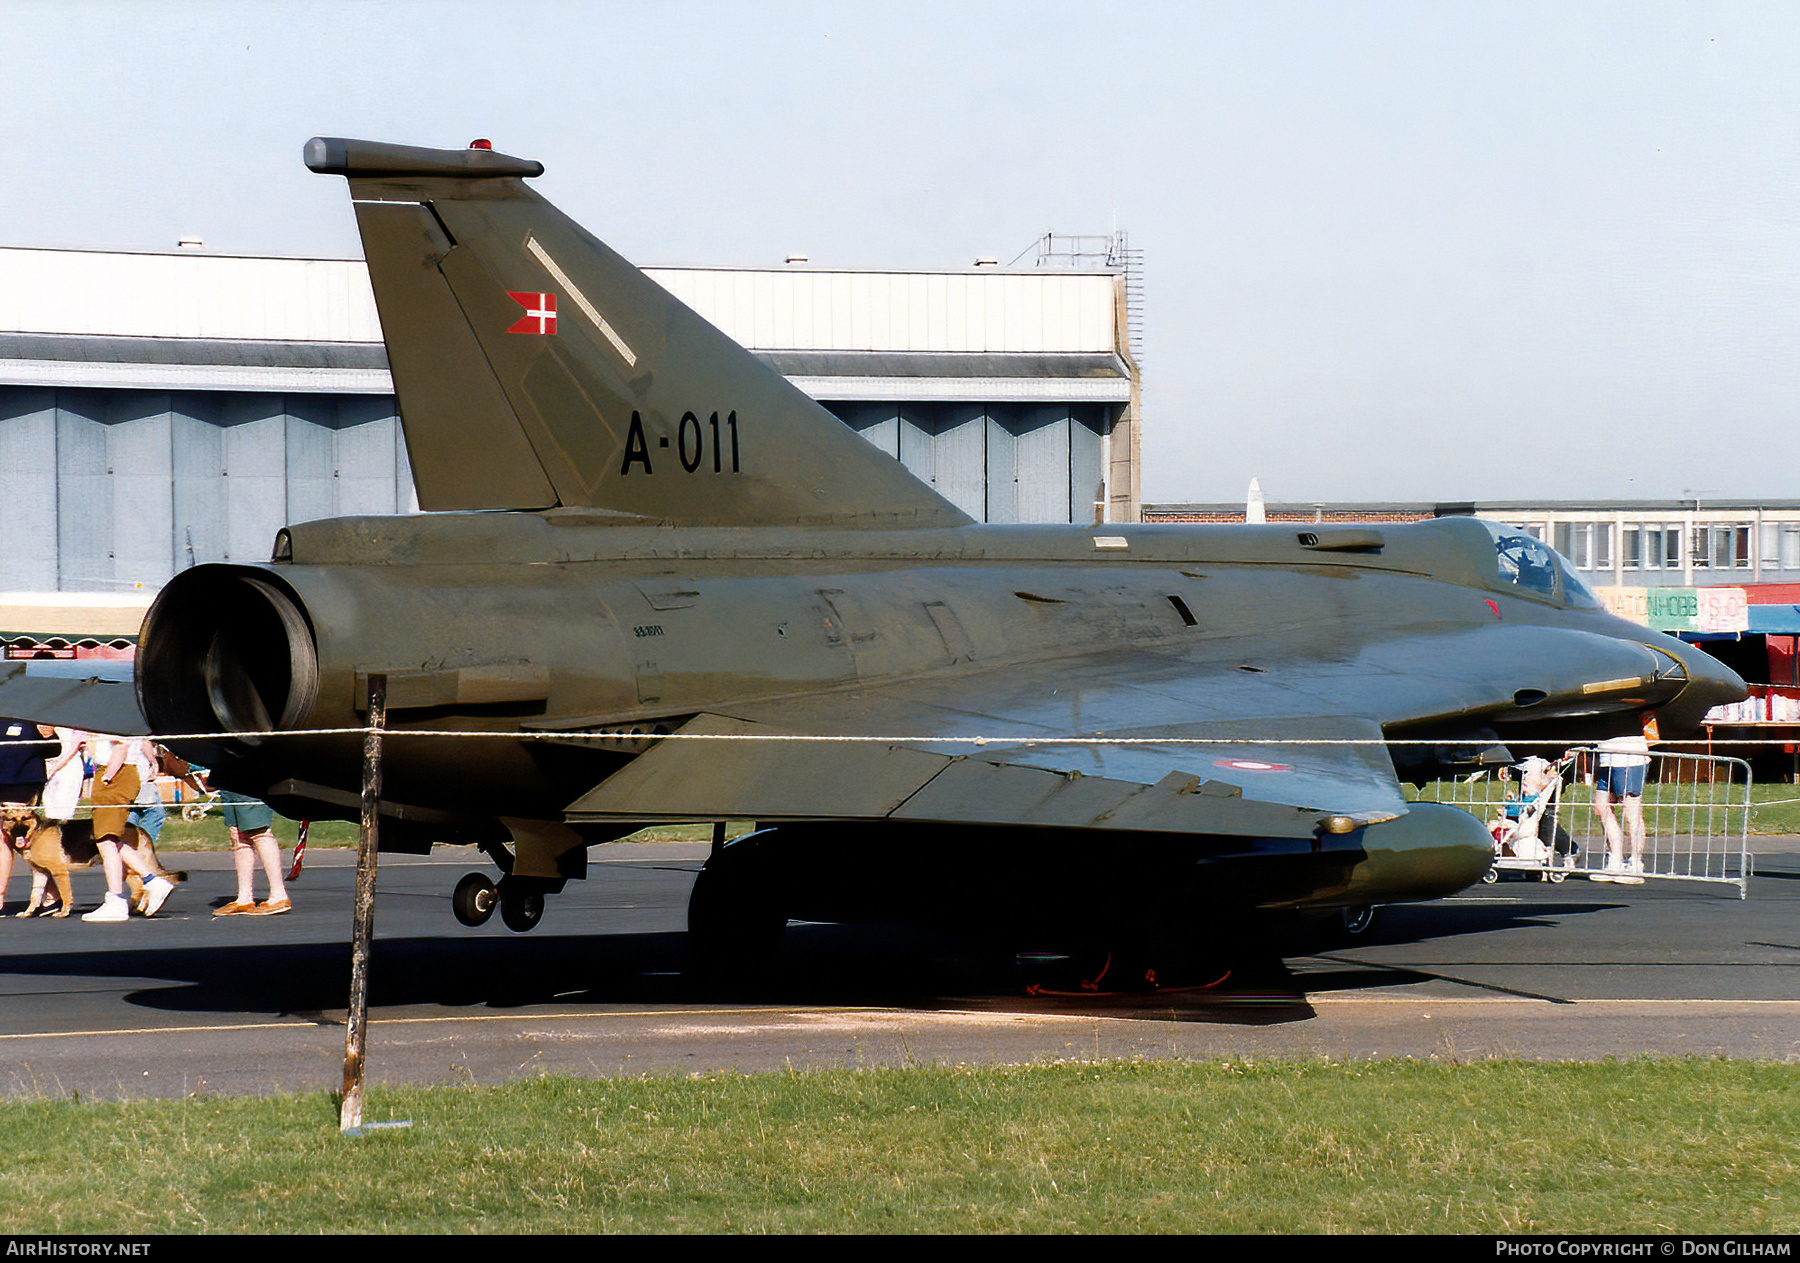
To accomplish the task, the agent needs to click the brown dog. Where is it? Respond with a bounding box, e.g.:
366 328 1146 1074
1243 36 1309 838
5 807 188 918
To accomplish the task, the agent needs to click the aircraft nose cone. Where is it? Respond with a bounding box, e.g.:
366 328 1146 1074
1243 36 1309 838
1655 638 1748 734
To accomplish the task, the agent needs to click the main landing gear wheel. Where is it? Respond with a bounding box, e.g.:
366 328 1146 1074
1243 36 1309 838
499 882 544 933
452 873 496 927
686 844 786 981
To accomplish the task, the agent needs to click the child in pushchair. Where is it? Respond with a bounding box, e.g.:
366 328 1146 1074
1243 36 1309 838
1485 753 1578 881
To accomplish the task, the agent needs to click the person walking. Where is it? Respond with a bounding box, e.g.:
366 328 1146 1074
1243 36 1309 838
40 726 87 824
81 733 178 922
1591 715 1656 885
0 719 56 914
213 791 292 916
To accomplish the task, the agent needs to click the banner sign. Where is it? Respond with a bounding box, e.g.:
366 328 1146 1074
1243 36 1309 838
1597 586 1748 634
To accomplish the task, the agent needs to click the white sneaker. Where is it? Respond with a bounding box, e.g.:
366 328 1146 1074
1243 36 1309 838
141 876 175 917
1615 858 1645 885
82 894 130 923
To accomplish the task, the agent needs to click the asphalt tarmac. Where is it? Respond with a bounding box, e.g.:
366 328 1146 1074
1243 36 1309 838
1 839 1795 1101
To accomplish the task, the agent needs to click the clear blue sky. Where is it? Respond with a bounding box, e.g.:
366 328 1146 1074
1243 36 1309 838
4 0 1795 506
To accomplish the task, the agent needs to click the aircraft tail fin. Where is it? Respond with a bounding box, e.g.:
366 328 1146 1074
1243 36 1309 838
305 138 971 527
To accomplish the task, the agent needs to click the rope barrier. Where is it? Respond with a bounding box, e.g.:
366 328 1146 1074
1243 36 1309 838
5 727 1800 747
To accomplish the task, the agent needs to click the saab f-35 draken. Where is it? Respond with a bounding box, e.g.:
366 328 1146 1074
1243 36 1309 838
12 138 1745 972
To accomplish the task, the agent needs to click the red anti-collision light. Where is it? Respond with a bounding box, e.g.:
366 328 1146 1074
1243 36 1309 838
468 138 493 150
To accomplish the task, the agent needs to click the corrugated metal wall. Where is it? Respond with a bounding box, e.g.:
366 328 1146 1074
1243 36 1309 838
830 402 1108 523
0 251 1132 591
0 386 413 592
0 387 1110 594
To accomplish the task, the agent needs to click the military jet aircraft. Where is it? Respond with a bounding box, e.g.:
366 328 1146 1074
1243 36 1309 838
9 138 1745 974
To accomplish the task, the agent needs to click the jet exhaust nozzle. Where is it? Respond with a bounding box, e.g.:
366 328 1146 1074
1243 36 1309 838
137 565 320 744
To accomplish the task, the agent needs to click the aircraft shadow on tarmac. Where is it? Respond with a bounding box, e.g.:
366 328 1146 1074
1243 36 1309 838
1 897 1626 1028
1344 897 1628 949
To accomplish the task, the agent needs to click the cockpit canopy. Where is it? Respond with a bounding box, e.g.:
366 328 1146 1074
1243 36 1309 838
1480 521 1601 609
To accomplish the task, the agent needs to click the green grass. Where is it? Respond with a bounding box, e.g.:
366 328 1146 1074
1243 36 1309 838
0 1060 1793 1234
1740 784 1800 836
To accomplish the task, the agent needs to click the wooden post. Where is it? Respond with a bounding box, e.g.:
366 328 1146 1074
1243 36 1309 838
340 673 386 1134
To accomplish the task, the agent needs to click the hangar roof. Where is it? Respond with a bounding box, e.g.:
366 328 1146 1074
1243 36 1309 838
0 246 1130 401
0 331 391 394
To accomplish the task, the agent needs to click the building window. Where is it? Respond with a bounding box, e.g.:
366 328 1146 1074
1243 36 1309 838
1552 522 1612 570
1692 524 1752 570
1783 524 1800 571
1628 524 1674 571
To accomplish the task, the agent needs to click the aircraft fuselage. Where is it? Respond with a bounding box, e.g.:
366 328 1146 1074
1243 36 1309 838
138 511 1733 856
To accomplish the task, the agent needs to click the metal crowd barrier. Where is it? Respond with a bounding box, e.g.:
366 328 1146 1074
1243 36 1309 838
1415 748 1753 899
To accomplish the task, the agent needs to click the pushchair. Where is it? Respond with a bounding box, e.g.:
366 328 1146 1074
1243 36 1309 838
1482 753 1578 883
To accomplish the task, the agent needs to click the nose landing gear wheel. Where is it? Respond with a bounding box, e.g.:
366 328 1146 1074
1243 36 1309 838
1340 905 1378 936
499 883 545 933
452 873 496 927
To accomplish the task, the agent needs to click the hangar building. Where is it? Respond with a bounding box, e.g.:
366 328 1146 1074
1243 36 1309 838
0 238 1141 596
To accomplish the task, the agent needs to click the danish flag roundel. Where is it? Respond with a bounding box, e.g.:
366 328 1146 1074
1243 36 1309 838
507 291 557 334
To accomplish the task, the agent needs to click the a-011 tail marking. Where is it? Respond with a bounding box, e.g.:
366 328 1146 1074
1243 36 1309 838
305 136 971 529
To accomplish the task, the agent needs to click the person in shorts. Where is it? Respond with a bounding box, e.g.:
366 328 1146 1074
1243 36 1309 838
81 733 178 922
0 719 56 915
1591 717 1654 885
124 738 165 847
126 741 206 849
214 791 292 916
